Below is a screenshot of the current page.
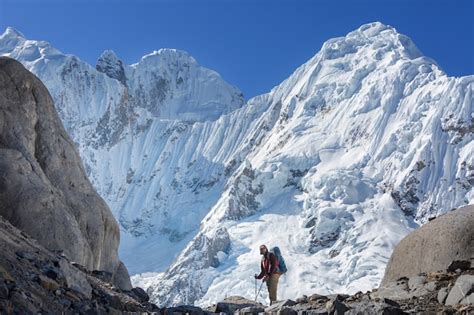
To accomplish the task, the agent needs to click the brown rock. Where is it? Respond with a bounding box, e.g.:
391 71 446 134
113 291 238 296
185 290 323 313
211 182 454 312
380 205 474 286
37 274 60 291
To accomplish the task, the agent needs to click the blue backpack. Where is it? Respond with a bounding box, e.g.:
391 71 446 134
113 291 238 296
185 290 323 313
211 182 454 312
270 246 287 274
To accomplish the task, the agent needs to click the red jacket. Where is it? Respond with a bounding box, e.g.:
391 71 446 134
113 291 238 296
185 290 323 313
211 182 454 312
256 252 278 279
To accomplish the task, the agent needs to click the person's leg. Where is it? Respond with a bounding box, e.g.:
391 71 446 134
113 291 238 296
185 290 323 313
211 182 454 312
265 278 272 305
268 274 281 304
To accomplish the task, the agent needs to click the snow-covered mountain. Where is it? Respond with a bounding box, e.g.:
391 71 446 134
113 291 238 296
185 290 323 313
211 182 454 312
1 22 472 307
0 26 245 275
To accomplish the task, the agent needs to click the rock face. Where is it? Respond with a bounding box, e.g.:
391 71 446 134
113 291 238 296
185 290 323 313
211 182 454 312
380 205 474 286
96 50 127 85
0 57 131 290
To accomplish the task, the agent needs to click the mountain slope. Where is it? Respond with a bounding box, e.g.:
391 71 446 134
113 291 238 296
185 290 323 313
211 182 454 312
1 22 472 306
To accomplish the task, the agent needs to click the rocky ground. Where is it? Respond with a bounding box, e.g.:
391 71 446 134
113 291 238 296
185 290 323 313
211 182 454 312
161 261 473 315
0 215 158 313
2 235 472 315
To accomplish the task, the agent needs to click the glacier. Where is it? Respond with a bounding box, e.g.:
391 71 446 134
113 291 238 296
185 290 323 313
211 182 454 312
1 22 472 306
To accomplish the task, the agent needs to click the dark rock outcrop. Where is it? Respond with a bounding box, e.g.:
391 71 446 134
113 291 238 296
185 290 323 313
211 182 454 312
0 57 130 289
206 296 265 314
96 50 127 85
381 204 474 286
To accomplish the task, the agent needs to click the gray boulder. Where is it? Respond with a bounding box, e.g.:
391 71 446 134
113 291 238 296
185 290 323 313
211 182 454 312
445 275 474 306
380 205 474 286
235 305 266 314
437 287 449 304
58 258 92 298
214 296 265 314
0 57 131 290
345 301 406 315
460 292 473 305
264 299 297 313
165 305 204 315
112 261 133 291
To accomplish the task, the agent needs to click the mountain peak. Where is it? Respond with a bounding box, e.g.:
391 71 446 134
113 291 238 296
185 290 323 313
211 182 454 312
96 49 127 85
0 27 27 54
138 48 198 66
98 49 120 62
2 27 25 39
317 21 423 62
356 21 392 37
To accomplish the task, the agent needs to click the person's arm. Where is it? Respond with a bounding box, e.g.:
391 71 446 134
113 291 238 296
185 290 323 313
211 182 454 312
268 253 278 276
255 260 265 279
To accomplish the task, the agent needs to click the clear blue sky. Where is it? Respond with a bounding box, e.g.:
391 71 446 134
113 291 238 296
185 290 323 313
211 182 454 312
1 0 473 99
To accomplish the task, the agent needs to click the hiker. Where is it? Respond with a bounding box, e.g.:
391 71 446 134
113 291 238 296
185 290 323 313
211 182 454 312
254 244 281 305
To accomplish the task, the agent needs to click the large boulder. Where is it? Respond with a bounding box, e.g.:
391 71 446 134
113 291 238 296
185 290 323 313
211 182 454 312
380 204 474 286
0 57 131 290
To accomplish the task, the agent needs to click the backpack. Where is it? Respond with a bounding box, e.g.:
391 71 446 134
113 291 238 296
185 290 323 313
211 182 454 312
270 246 287 274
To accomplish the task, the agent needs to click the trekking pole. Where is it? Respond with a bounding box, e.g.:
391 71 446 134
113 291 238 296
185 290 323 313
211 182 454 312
254 280 264 302
254 277 257 300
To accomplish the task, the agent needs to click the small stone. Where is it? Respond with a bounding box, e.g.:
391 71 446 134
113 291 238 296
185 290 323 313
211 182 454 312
264 299 297 313
382 298 399 307
326 299 349 314
55 289 61 296
296 295 308 304
129 287 149 303
15 251 35 261
0 266 15 283
424 281 437 292
309 293 328 302
236 306 265 314
64 290 81 301
0 282 9 299
43 268 59 280
166 305 204 315
92 270 113 283
408 275 426 291
59 298 72 307
105 293 123 309
37 274 60 291
437 287 449 304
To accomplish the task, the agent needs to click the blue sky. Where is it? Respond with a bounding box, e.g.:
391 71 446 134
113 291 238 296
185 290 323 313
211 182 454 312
1 0 473 99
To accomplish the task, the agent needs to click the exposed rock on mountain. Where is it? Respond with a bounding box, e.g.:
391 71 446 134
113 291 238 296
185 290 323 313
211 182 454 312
96 50 127 85
380 204 474 286
0 57 131 290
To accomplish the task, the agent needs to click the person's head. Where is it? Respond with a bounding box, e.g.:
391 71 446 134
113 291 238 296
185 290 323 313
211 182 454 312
259 244 268 255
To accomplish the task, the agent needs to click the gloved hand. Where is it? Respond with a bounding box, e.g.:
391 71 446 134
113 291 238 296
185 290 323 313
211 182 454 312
254 274 259 279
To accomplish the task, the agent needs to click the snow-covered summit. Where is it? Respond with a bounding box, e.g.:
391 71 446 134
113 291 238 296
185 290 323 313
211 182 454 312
126 47 244 120
0 27 63 62
1 26 25 40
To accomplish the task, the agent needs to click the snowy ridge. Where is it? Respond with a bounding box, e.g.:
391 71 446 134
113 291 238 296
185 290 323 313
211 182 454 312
1 22 472 307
